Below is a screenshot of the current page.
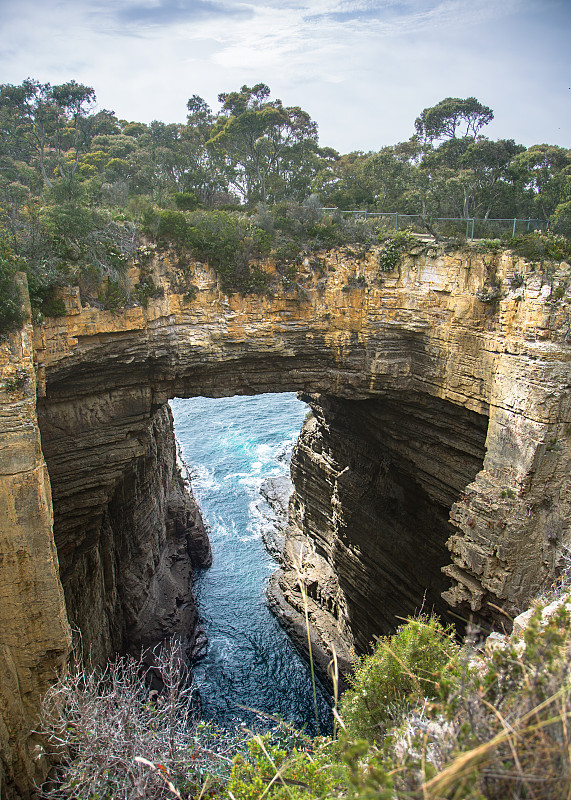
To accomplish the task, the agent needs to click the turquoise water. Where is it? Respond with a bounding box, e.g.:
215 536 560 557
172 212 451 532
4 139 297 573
170 394 332 735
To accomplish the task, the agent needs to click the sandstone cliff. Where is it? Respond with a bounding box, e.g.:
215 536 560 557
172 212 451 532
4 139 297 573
267 389 489 677
0 285 70 799
1 241 570 796
0 282 211 798
37 395 211 666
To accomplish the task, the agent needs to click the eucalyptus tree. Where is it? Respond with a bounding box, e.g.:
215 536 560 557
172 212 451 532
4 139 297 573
414 97 494 143
313 146 413 210
207 83 319 205
460 138 525 218
0 79 96 191
182 95 230 206
510 144 571 220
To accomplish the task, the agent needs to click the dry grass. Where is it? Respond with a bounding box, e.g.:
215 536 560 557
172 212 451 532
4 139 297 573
37 639 240 799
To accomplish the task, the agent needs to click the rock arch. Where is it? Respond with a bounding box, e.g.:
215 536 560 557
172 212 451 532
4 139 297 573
1 244 570 795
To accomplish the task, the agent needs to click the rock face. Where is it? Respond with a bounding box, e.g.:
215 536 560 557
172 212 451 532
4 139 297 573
37 396 211 666
1 242 570 796
0 289 71 799
268 390 488 674
259 475 293 559
0 282 211 797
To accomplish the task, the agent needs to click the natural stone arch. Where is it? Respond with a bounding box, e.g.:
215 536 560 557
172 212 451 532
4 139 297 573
1 244 570 796
36 247 571 646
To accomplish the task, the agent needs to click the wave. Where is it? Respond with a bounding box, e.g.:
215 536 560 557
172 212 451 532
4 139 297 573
170 393 331 735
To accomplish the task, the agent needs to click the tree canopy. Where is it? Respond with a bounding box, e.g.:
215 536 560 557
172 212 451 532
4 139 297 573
0 80 569 328
414 97 494 142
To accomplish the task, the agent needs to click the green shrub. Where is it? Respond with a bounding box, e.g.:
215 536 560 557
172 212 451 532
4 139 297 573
41 200 96 260
551 200 571 239
0 277 24 332
341 601 571 800
340 614 459 743
183 285 198 303
155 209 189 243
134 276 164 308
273 240 304 268
306 219 346 247
475 238 503 254
186 210 271 294
507 232 571 264
173 191 199 211
0 228 25 333
26 269 68 320
377 231 416 272
98 279 128 310
37 290 66 318
35 604 571 800
228 733 338 800
5 367 28 392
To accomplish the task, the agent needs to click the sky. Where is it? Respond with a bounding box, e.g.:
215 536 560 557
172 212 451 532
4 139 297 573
1 0 570 154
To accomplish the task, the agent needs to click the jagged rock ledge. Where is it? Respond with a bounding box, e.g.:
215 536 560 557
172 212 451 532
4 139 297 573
259 475 293 560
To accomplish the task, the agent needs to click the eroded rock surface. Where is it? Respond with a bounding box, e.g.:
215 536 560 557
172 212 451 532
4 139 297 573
1 243 571 795
0 306 70 799
259 475 293 559
268 391 488 673
37 396 211 665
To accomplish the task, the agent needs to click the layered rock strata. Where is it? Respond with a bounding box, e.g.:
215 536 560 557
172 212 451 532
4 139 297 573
37 395 211 665
259 475 293 559
0 285 71 799
268 390 488 673
1 242 570 795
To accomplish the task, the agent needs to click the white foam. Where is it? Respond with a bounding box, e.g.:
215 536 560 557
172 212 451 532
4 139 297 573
193 463 220 493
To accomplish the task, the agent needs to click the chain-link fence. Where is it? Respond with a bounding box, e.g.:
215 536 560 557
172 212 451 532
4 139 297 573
321 209 546 240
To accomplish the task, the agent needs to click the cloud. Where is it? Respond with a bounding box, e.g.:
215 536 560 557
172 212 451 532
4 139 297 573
300 0 524 34
0 0 568 153
113 0 252 27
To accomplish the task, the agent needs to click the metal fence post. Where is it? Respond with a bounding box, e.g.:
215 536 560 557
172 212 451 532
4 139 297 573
395 213 398 231
512 218 517 237
471 218 475 240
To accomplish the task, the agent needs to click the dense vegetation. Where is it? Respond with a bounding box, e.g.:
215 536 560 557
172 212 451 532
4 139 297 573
39 599 571 799
0 83 568 326
1 81 570 331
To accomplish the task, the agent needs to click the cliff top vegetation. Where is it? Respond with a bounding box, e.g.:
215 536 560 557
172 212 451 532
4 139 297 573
39 593 571 799
1 81 570 329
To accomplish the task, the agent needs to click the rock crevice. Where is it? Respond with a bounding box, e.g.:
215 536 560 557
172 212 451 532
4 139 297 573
268 390 489 672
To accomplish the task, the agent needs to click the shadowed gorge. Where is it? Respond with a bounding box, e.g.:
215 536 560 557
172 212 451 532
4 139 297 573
37 397 211 664
268 391 488 672
1 242 570 796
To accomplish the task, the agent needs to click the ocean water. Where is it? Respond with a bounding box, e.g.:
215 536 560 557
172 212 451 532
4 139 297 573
170 393 332 735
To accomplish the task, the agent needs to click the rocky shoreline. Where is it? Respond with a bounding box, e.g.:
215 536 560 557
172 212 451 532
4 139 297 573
259 474 293 560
